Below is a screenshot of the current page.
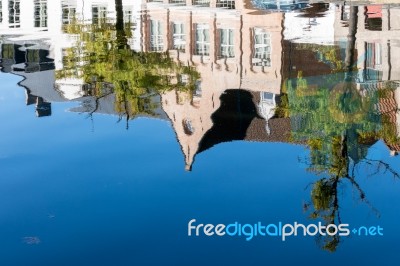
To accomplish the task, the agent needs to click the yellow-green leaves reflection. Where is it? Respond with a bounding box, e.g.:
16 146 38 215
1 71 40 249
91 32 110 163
56 19 199 122
286 71 400 251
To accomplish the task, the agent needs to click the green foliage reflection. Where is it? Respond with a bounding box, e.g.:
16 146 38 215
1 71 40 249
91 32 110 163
56 11 199 122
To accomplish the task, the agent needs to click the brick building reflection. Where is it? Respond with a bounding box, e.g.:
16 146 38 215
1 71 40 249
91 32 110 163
1 0 400 165
141 1 284 169
140 1 400 169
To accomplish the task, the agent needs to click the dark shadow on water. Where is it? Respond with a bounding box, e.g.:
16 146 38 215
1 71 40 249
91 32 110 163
198 89 261 154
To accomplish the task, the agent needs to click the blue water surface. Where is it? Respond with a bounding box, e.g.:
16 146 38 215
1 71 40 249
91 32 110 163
1 72 400 266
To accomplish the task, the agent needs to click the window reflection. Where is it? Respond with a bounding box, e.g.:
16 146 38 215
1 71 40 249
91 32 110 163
365 5 382 31
172 22 185 51
216 0 235 9
252 28 271 67
194 24 210 56
34 0 47 28
218 28 235 58
169 0 186 5
150 20 164 51
183 118 195 135
62 4 76 25
92 5 107 25
193 0 210 7
8 0 20 28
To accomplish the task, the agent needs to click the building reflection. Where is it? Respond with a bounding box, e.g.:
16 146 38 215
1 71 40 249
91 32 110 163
140 1 400 169
0 0 400 163
0 40 56 117
143 1 284 169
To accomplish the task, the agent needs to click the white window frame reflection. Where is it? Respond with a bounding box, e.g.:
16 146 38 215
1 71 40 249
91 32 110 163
150 20 164 52
218 28 235 58
261 92 275 105
216 0 236 9
194 80 202 97
193 0 210 7
124 8 134 24
62 4 76 25
92 5 107 25
366 42 382 68
252 27 271 67
341 5 350 21
194 24 210 56
8 0 21 28
172 22 186 51
34 0 48 28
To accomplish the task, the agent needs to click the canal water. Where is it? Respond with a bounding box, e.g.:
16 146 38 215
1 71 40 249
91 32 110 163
1 1 400 265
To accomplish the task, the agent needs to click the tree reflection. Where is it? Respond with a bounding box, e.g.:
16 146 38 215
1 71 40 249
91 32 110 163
50 2 400 252
285 6 400 250
56 3 199 128
288 73 399 251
